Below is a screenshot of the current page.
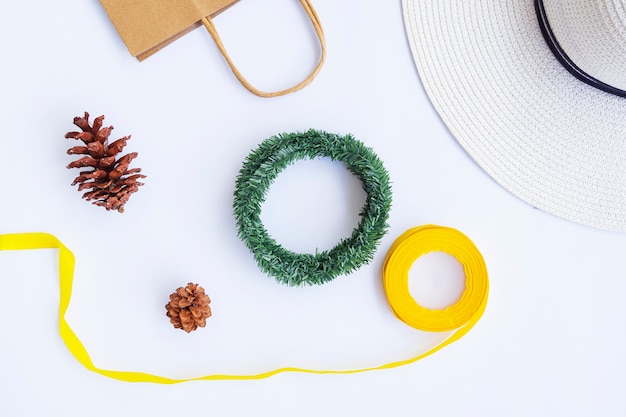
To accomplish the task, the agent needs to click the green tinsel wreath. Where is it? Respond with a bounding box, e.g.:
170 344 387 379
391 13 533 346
233 130 392 286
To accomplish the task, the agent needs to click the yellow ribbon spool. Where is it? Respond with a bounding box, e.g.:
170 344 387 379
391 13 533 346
0 226 488 383
384 225 489 346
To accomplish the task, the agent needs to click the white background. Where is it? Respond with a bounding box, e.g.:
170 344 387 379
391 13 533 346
1 0 625 416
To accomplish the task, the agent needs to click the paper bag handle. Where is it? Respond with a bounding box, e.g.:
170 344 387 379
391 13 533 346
200 0 325 98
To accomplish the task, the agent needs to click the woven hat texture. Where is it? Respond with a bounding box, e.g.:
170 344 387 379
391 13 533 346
403 0 626 231
541 0 626 91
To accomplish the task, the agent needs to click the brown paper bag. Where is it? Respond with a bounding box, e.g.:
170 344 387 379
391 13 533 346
99 0 326 98
100 0 237 61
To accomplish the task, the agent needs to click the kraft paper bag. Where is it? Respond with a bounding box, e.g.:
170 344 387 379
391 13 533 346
99 0 326 98
100 0 238 61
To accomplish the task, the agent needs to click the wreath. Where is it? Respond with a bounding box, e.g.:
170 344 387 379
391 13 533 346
233 130 392 286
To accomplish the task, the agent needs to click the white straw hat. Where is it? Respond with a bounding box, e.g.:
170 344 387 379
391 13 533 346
403 0 626 231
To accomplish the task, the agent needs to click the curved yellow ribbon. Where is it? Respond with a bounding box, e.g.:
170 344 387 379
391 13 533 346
0 226 487 383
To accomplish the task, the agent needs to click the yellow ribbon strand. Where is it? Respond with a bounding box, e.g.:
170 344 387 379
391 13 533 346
201 0 326 98
0 227 488 383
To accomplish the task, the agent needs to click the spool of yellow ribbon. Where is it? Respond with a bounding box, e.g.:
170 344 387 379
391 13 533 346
0 226 488 383
383 224 489 349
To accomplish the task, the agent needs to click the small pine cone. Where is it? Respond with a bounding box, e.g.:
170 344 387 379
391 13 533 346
165 283 212 332
65 112 146 213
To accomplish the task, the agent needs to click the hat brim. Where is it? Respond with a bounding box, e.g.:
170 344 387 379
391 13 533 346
403 0 626 231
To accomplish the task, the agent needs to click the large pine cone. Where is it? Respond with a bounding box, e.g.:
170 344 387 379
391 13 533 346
65 112 146 212
165 283 212 332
